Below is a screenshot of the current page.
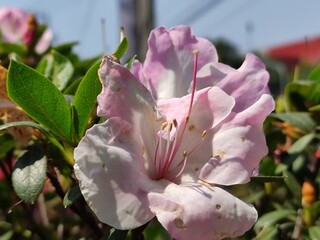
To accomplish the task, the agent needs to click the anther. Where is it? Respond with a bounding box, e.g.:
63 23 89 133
183 150 188 157
201 130 207 139
185 116 190 123
173 119 178 128
161 122 168 130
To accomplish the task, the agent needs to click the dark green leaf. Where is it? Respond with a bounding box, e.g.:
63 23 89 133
285 81 320 110
7 60 72 140
284 170 302 202
250 176 286 183
12 144 47 203
254 209 296 230
0 134 15 158
73 61 102 139
270 112 315 132
63 186 82 208
112 37 129 60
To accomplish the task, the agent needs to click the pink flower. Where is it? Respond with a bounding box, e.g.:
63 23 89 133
0 7 29 43
0 7 52 53
74 26 274 239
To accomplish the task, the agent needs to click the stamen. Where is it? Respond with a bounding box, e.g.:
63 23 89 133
160 50 200 177
187 49 199 116
170 150 188 180
154 50 200 181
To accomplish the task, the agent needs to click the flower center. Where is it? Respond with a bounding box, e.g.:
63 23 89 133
152 50 200 181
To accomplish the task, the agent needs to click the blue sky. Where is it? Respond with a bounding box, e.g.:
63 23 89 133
1 0 320 58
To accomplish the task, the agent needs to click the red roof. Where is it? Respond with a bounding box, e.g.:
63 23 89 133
267 36 320 68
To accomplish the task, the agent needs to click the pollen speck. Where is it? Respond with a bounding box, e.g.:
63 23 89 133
188 124 195 131
174 218 186 228
241 137 246 142
216 204 221 209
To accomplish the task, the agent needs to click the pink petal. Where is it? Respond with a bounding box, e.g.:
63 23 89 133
148 181 257 240
140 26 217 99
199 94 275 185
197 53 270 112
157 86 235 137
74 117 155 229
97 55 161 163
35 29 53 54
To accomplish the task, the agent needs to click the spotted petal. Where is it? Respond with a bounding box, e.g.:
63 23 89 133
199 94 275 185
74 117 155 229
148 181 257 240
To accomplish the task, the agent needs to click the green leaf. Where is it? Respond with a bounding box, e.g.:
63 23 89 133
125 55 137 70
112 37 129 60
7 60 72 140
285 81 320 110
63 186 82 208
288 133 315 154
0 42 26 56
254 209 296 230
73 61 102 139
37 50 74 91
309 226 320 240
12 144 47 203
63 77 82 95
284 170 302 202
308 104 320 111
254 226 278 240
107 229 128 240
0 230 14 240
307 64 320 82
270 112 315 132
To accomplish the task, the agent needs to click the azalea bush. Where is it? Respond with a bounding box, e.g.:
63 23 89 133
1 7 320 240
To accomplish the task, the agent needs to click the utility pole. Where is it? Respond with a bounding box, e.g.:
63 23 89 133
119 0 153 61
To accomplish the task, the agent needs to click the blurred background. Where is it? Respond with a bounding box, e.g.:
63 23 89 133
1 0 320 62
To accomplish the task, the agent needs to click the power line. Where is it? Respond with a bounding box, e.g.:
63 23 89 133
178 0 224 24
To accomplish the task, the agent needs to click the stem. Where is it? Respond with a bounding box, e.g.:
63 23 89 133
292 209 303 240
46 164 103 238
